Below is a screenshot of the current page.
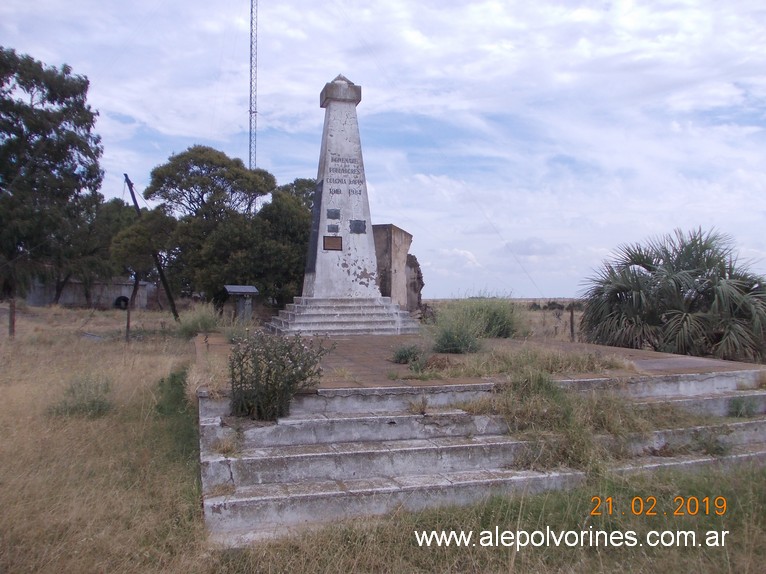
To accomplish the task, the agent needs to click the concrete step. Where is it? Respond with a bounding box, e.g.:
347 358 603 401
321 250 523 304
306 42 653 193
290 382 495 415
637 389 766 418
267 296 419 336
202 433 526 489
200 408 508 452
269 325 421 336
201 418 766 491
277 310 413 322
240 409 508 446
268 319 415 332
199 382 766 450
557 369 764 399
205 441 766 546
292 297 395 307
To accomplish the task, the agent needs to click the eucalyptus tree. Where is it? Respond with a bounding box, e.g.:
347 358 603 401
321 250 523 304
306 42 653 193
144 145 274 218
0 47 103 336
143 145 275 297
580 228 766 362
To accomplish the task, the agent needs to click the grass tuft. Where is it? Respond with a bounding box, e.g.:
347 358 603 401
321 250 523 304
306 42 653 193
729 396 758 418
430 298 525 354
391 344 423 364
48 375 113 419
176 303 220 339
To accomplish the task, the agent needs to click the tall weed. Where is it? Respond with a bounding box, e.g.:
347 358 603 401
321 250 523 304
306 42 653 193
177 303 220 339
431 298 523 353
229 331 334 420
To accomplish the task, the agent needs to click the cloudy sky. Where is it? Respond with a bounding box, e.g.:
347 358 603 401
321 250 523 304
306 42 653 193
3 0 766 298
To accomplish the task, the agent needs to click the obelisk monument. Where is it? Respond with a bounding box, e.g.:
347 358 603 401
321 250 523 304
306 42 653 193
302 74 381 298
267 75 419 335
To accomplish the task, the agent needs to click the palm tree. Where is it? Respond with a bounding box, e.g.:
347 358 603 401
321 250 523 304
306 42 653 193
580 228 766 362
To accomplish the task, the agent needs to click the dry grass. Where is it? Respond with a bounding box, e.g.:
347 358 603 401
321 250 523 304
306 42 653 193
0 305 203 573
401 345 631 381
441 346 630 379
1 303 765 574
187 352 229 401
461 367 713 472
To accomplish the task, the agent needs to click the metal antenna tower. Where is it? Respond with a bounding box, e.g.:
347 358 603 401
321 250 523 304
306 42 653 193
249 0 258 169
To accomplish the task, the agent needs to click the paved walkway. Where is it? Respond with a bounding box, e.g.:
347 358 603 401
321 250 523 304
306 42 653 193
195 332 766 390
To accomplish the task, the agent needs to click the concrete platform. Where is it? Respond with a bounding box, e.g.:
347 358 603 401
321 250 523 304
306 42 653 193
195 332 766 390
196 331 766 546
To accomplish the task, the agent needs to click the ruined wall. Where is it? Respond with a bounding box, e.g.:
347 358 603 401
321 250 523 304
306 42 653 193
373 224 423 312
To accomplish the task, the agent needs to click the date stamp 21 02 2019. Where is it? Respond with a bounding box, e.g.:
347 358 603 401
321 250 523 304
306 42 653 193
590 495 728 517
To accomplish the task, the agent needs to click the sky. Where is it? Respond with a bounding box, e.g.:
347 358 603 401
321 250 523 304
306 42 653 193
3 0 766 299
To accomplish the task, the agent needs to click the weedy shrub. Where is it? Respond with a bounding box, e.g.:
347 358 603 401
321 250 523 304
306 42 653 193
465 298 520 338
177 303 220 339
432 324 481 354
391 344 423 364
463 367 711 472
729 396 758 418
431 298 523 353
48 375 113 419
229 331 334 420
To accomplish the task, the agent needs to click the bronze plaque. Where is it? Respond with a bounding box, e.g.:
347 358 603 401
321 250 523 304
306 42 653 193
323 236 342 251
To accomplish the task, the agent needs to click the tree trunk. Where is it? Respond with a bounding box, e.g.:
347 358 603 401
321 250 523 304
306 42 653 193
8 286 16 339
129 275 140 309
53 273 72 305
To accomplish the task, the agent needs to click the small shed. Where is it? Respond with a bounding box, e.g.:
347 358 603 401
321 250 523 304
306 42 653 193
224 285 259 321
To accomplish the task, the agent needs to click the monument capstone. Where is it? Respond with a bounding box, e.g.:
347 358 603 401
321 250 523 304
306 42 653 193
267 75 419 336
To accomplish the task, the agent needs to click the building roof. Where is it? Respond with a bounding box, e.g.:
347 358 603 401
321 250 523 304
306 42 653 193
224 285 259 296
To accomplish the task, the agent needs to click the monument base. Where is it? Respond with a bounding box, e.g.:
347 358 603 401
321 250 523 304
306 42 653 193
266 297 419 336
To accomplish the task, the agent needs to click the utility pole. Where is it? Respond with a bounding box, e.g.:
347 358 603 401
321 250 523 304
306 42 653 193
123 174 180 322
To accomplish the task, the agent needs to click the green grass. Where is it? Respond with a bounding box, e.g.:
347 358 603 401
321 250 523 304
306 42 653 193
430 298 525 354
47 375 113 419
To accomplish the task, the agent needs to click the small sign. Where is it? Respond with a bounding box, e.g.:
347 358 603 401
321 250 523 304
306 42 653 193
327 208 341 220
327 224 339 233
323 236 343 251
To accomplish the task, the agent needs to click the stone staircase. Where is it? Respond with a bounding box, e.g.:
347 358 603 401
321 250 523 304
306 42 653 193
199 368 766 547
265 297 420 336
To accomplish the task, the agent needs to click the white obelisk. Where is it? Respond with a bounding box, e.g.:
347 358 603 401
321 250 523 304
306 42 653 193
302 75 382 299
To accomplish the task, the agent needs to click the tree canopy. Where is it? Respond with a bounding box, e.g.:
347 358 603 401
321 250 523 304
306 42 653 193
0 47 103 335
142 147 311 305
580 228 766 362
0 48 314 325
144 145 275 218
277 177 317 211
